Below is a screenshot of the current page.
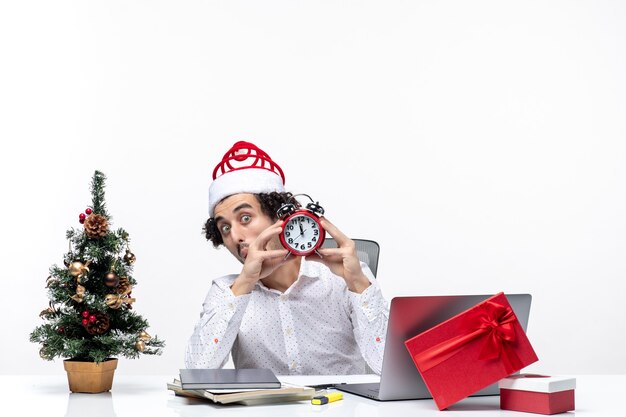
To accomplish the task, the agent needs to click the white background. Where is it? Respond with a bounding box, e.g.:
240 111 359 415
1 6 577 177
1 1 624 375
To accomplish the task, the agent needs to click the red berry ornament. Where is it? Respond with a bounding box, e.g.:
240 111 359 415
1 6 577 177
81 319 88 326
82 310 89 318
79 213 86 221
85 208 93 215
89 315 96 323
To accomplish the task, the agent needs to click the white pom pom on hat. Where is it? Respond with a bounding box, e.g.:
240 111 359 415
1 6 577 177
208 141 286 216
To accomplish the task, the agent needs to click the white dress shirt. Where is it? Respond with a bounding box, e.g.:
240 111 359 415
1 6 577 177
184 259 389 375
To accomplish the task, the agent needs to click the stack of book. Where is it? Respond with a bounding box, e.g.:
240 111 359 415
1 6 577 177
168 368 315 405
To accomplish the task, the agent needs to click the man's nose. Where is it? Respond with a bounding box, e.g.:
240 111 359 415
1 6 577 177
229 223 245 243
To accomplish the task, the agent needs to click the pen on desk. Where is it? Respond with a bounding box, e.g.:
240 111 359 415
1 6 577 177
312 391 343 405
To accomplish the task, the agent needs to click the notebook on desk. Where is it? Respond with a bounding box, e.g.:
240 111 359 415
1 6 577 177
179 368 281 390
336 294 533 401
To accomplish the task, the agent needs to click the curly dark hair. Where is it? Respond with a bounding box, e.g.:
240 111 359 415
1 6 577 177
203 192 296 248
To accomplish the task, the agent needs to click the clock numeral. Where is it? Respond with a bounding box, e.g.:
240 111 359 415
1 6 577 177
287 225 294 231
285 231 290 237
307 242 312 248
288 238 293 244
300 244 305 250
312 236 317 242
313 229 319 236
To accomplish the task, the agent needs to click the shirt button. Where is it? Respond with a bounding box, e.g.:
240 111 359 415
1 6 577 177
280 294 287 300
228 303 234 309
291 361 297 369
285 328 293 336
363 301 369 307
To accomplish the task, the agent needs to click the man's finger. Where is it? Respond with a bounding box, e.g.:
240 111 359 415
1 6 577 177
315 247 344 258
258 249 289 260
320 218 351 246
252 221 284 250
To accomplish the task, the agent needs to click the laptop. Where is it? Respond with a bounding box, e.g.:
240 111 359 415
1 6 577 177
336 294 533 401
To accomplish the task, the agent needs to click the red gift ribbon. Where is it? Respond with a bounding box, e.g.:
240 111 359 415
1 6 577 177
412 300 524 374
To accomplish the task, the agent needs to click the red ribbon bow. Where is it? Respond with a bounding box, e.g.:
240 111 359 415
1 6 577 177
413 300 524 374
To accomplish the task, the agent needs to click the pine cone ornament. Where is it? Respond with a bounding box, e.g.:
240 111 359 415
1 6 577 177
84 313 110 335
84 214 109 239
117 277 132 295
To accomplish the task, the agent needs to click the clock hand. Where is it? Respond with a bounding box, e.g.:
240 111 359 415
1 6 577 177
299 222 304 236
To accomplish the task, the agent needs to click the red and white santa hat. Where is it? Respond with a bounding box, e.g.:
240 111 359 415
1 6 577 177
209 141 286 216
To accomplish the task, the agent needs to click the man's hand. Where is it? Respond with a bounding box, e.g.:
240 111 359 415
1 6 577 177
306 217 371 294
231 220 288 296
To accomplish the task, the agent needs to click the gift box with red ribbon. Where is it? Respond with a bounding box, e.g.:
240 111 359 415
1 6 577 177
404 292 539 410
499 374 576 415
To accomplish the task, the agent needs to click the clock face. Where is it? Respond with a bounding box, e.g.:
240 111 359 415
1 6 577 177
280 212 325 255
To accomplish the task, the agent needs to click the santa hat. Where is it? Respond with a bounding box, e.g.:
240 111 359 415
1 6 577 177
208 141 286 216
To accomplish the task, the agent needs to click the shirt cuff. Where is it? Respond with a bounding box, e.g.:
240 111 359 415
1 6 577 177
349 279 386 322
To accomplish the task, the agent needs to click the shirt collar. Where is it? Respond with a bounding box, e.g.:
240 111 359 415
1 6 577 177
255 258 323 293
298 258 323 279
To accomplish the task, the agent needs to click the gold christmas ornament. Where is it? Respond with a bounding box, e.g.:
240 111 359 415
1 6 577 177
68 261 90 277
70 284 86 303
105 293 136 309
138 331 151 342
39 346 52 360
123 249 136 265
84 214 109 239
69 260 90 303
135 340 145 352
39 302 58 318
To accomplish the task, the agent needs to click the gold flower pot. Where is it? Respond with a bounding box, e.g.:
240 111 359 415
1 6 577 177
63 358 118 393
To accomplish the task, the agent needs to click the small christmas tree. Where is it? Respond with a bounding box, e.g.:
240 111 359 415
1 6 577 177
30 171 164 363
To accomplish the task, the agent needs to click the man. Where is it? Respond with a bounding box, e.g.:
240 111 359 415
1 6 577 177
185 141 389 375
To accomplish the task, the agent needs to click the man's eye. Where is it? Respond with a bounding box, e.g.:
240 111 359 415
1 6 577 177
241 215 251 223
220 224 231 234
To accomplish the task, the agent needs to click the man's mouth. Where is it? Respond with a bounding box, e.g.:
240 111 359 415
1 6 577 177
238 244 249 259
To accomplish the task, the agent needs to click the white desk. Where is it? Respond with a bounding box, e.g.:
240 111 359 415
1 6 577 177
1 374 620 416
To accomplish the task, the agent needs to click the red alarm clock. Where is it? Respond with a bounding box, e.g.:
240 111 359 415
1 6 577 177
277 196 326 256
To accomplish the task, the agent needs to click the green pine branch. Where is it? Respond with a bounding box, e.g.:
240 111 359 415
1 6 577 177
90 170 109 218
